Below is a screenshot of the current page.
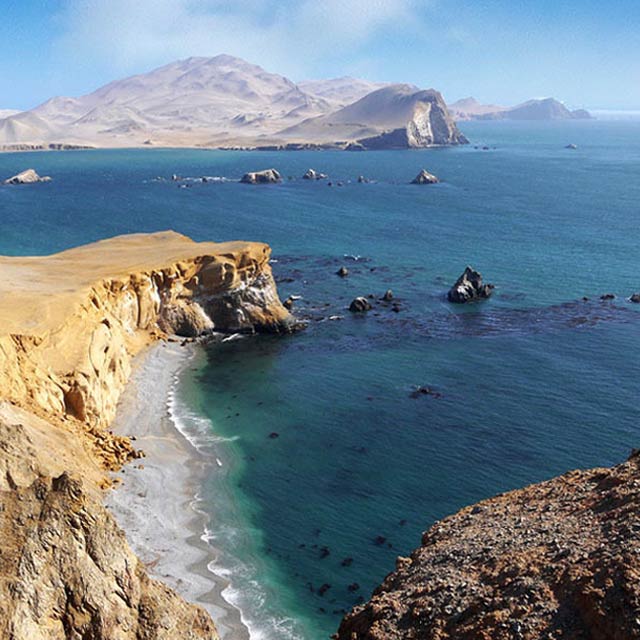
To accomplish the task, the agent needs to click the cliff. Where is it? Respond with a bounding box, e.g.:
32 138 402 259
336 452 640 640
279 84 468 148
0 231 294 639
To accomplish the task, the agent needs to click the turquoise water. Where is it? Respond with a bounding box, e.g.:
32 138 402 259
1 120 639 638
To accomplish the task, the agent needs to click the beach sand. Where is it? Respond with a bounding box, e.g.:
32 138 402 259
105 341 250 640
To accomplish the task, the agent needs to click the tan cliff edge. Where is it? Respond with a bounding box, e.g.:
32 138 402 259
0 230 294 639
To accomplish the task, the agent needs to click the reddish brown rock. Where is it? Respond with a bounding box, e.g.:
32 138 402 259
335 452 640 640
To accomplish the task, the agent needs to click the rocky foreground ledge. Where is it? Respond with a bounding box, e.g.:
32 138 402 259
336 451 640 640
0 231 294 639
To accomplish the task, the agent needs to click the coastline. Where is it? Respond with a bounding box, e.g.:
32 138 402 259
105 340 250 640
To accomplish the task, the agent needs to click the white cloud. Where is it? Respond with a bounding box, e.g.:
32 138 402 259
53 0 426 82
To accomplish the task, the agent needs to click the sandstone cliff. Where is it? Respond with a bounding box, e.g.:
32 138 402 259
336 452 640 640
0 231 294 639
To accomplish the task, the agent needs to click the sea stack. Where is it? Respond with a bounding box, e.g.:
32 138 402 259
240 168 282 184
447 266 494 303
3 168 52 185
411 169 439 185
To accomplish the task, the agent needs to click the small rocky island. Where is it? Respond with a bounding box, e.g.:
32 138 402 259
3 168 52 184
447 266 494 303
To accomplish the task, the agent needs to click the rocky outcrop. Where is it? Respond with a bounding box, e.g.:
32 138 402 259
447 266 494 303
303 168 327 180
3 168 52 184
240 168 282 184
0 469 217 640
411 169 439 184
0 231 293 436
349 297 372 312
336 451 640 640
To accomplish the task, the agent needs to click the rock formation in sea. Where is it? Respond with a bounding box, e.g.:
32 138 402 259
335 450 640 640
303 168 328 180
447 266 494 303
240 168 282 184
411 169 440 184
3 168 52 184
349 297 372 312
0 231 295 639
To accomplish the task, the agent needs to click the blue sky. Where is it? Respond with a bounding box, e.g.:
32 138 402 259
1 0 639 110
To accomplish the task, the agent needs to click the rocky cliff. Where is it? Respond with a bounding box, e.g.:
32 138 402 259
336 452 640 639
0 231 294 639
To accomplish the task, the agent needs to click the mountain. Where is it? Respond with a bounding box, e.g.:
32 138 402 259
0 56 464 150
447 97 506 120
299 77 390 109
0 109 21 120
475 97 592 121
280 84 468 148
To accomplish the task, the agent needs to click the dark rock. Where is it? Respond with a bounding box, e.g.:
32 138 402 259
357 175 369 183
283 296 295 310
337 267 349 278
348 583 360 592
565 143 578 149
410 386 443 399
341 558 354 567
349 297 372 313
268 432 280 439
374 535 387 546
240 168 282 184
600 293 616 301
382 289 394 301
318 584 331 597
447 266 494 303
411 169 439 185
630 293 640 303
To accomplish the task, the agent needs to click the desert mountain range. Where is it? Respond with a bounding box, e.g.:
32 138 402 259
0 55 591 150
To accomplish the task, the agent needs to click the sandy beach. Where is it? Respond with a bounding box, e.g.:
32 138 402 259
105 341 250 640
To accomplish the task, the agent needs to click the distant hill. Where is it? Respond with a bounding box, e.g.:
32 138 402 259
281 84 467 148
448 97 592 121
0 109 21 120
0 56 465 150
299 77 390 109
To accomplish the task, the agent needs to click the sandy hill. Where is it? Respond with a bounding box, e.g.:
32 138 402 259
280 84 468 148
0 56 465 149
451 97 593 121
299 76 390 109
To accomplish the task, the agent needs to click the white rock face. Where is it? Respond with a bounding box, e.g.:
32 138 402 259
3 169 52 185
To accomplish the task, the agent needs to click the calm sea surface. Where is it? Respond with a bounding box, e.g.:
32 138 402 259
1 120 639 638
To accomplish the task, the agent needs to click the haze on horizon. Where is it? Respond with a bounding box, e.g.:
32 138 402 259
1 0 638 112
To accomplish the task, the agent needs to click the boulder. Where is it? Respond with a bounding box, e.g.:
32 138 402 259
630 293 640 303
240 169 282 184
302 168 328 180
336 267 349 278
447 266 494 303
382 289 394 301
3 168 51 185
349 297 372 312
565 143 578 149
600 293 616 301
411 169 439 185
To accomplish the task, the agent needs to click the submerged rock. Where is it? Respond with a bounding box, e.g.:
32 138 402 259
411 169 439 185
382 289 394 301
336 266 349 278
302 168 328 180
240 168 282 184
600 293 616 301
630 293 640 303
349 297 372 312
3 168 52 185
565 143 578 149
447 266 494 303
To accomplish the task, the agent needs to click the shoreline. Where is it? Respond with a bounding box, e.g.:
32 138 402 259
105 340 251 640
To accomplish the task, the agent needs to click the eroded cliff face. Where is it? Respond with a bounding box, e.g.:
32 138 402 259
0 231 293 447
0 231 295 640
336 452 640 640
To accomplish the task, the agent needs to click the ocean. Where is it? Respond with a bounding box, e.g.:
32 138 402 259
1 120 639 638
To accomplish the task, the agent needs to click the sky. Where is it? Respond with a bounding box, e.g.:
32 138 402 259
1 0 639 111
